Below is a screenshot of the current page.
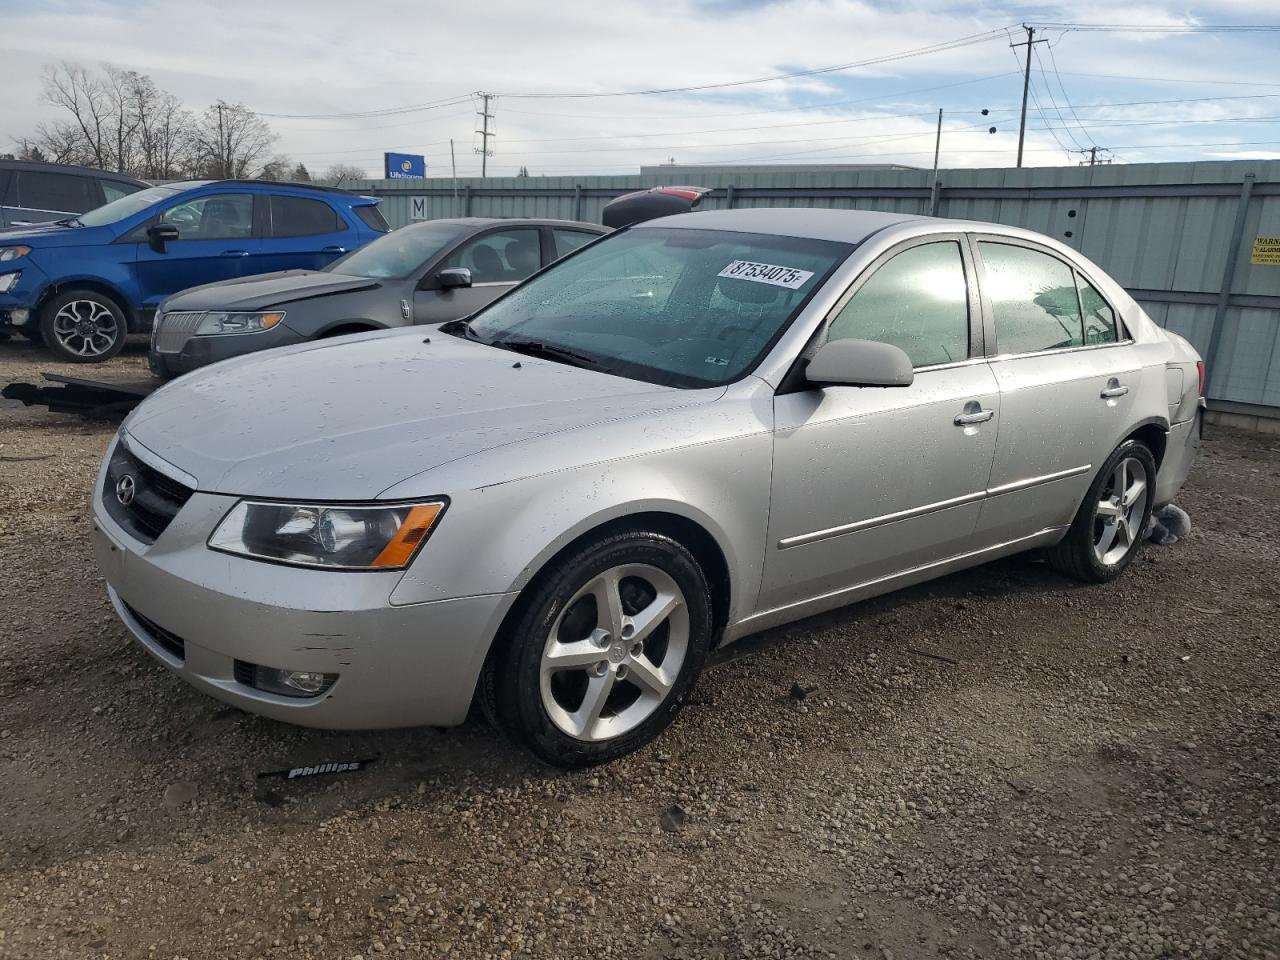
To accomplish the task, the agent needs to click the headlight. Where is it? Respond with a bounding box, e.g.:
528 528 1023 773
194 311 285 336
0 272 19 293
0 246 31 262
208 499 446 570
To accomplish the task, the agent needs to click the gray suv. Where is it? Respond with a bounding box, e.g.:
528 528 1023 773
0 160 147 228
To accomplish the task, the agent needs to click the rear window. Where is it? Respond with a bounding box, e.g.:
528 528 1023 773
270 195 344 237
18 170 99 214
354 204 391 233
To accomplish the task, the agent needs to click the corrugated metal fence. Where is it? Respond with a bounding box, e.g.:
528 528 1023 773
346 160 1280 418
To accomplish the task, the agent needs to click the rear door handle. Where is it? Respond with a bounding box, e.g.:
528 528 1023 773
1100 384 1130 399
221 249 250 257
954 409 995 426
321 245 347 254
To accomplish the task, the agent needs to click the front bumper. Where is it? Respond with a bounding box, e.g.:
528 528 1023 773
149 323 307 378
0 260 48 325
92 471 515 729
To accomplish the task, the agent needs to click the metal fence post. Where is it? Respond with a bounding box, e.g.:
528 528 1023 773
573 184 583 221
725 184 736 209
1205 172 1256 394
463 185 472 217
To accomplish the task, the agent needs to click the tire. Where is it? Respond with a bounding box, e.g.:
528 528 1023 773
480 527 714 767
1046 438 1157 583
39 288 128 363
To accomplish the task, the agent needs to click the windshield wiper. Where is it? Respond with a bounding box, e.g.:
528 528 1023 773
440 317 487 342
488 336 612 373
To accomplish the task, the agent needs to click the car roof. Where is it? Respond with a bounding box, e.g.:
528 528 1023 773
638 207 930 244
404 217 607 232
0 159 148 186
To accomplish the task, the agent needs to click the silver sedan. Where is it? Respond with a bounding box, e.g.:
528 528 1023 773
91 208 1203 766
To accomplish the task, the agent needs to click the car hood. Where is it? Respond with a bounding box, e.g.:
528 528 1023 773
163 271 381 311
122 329 714 499
0 221 114 248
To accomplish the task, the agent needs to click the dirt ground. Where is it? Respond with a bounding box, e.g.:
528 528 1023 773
0 337 1277 960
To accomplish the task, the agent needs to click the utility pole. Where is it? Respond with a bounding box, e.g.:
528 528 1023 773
450 138 458 216
1074 146 1111 166
216 102 226 178
474 92 495 178
929 109 943 216
1011 25 1048 168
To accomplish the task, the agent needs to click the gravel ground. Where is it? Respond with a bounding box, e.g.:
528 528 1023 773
1 337 1277 960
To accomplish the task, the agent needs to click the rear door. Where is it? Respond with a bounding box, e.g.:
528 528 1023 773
412 226 544 324
260 194 357 273
551 227 602 260
759 236 1001 612
130 192 262 309
970 236 1142 545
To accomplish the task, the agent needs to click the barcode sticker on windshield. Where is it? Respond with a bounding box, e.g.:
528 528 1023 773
718 260 815 290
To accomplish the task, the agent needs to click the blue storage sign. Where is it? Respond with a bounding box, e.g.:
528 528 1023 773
384 152 426 179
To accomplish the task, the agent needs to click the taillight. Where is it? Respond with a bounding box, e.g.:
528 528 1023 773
1196 360 1206 397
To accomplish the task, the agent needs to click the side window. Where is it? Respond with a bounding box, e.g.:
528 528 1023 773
553 229 598 259
18 171 99 213
354 205 391 233
1078 275 1118 344
100 180 140 203
159 194 253 240
826 241 970 368
443 229 541 284
270 195 344 237
979 242 1083 354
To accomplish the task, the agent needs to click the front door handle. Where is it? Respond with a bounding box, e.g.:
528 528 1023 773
954 409 995 426
221 249 250 257
321 245 347 254
1100 384 1130 399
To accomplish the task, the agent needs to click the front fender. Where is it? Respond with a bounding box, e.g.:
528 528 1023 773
388 430 774 632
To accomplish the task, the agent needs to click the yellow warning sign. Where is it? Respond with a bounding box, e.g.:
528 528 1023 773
1253 236 1280 265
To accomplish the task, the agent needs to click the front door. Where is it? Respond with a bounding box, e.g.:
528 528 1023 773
131 193 261 311
969 238 1143 545
412 227 543 325
759 238 1000 613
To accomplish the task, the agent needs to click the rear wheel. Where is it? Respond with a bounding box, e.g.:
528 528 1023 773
1046 439 1156 583
481 528 714 767
39 288 127 362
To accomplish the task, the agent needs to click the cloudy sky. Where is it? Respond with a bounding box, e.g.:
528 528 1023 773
2 0 1278 178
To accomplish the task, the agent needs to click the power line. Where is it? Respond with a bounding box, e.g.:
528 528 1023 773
494 28 1014 98
1032 47 1086 151
258 94 474 120
1041 42 1095 150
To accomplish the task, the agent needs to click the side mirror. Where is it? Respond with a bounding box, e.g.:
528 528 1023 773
805 339 914 388
435 267 472 290
148 223 179 252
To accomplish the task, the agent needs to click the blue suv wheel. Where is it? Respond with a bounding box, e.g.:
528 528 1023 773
40 287 128 362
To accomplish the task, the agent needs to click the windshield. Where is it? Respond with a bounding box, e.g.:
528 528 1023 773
77 185 178 227
464 226 852 388
328 223 466 279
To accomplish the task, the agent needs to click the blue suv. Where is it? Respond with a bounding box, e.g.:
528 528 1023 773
0 179 390 362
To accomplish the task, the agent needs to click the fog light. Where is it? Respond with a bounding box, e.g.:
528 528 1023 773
10 308 30 325
237 660 337 698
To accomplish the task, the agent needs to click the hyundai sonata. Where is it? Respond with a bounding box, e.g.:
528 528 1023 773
92 208 1203 766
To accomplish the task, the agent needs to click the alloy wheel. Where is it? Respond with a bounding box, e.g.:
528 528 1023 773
1092 456 1149 565
539 563 689 742
51 299 119 358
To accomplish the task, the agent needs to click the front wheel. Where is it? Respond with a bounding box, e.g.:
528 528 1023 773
1046 439 1156 583
39 289 127 362
481 528 714 767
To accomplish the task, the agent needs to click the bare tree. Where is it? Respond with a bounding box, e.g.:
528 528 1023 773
127 72 192 180
319 163 367 184
39 62 114 168
190 101 277 179
292 162 312 182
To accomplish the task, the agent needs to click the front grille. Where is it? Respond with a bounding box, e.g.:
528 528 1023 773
123 603 185 661
153 311 206 354
102 442 193 544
